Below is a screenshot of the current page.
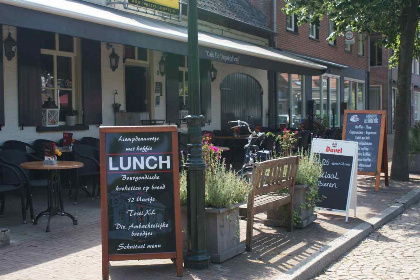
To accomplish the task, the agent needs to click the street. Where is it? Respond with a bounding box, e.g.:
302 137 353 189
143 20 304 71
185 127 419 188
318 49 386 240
315 201 420 280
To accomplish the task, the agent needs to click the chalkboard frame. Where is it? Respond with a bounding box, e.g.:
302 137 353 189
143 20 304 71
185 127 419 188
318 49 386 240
99 126 183 280
342 110 389 191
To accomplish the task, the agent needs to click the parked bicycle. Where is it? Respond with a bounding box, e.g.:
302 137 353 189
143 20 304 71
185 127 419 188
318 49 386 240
228 120 270 180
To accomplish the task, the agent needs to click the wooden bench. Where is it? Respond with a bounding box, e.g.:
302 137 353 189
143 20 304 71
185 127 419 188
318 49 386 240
239 156 299 252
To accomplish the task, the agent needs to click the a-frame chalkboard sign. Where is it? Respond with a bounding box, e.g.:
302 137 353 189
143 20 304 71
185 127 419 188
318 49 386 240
100 126 183 280
342 110 389 191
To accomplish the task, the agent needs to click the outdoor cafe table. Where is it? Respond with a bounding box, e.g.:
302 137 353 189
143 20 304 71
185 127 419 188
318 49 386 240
20 161 83 232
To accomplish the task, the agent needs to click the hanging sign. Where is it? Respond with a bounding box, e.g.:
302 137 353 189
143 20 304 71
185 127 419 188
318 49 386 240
311 139 358 223
127 0 180 15
345 29 355 44
100 126 183 280
342 110 389 191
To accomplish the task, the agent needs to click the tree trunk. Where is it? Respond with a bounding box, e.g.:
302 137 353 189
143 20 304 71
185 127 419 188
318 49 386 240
391 0 419 181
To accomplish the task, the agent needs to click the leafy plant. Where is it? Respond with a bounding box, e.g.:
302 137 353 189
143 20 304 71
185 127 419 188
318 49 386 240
409 122 420 154
180 140 251 209
267 129 298 157
66 109 78 116
296 152 323 210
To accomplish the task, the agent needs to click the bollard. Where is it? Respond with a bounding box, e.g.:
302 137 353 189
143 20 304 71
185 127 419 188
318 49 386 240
0 228 11 247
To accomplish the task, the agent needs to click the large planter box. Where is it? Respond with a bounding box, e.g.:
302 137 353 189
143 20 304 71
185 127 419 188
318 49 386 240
181 204 245 263
265 185 317 229
409 153 420 174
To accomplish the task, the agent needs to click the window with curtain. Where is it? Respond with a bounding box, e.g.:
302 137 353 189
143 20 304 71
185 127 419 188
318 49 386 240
40 31 77 122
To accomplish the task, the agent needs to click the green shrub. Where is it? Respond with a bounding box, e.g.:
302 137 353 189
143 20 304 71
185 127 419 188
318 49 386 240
296 152 323 187
180 142 251 209
409 122 420 154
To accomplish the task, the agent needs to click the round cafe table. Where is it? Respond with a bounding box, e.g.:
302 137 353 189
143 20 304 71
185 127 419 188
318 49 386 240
20 161 83 232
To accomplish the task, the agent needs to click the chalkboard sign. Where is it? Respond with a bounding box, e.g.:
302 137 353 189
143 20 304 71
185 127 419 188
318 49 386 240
100 126 183 280
312 139 358 222
343 110 389 191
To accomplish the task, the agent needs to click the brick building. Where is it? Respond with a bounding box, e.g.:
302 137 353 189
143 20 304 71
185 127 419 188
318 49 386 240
271 0 370 128
369 34 420 131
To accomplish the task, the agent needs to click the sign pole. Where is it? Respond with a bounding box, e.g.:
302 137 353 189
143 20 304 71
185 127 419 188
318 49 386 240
184 0 210 269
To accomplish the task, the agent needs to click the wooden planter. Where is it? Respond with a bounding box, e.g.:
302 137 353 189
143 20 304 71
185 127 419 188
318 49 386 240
265 185 317 229
181 204 245 263
409 153 420 174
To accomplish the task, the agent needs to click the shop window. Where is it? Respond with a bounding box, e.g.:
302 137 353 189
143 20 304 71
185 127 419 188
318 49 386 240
357 83 365 110
278 74 305 129
179 56 188 119
328 20 337 46
358 33 365 56
286 13 298 33
277 73 290 127
40 33 77 122
309 20 319 40
370 40 382 66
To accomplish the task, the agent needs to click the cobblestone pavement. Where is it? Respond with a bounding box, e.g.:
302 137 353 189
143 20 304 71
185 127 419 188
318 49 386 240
0 176 418 280
315 201 420 280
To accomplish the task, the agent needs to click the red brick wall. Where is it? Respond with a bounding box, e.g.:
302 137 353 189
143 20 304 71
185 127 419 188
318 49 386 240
276 1 368 71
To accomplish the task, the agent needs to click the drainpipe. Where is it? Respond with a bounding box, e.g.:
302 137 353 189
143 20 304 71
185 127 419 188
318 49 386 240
269 0 278 129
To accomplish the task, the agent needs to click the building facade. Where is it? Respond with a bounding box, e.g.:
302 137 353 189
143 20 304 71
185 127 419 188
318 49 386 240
270 0 370 129
0 0 326 145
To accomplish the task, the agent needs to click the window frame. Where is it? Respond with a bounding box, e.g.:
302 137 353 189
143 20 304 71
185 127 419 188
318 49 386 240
286 14 294 32
309 20 319 40
328 20 337 46
370 40 383 66
40 33 78 124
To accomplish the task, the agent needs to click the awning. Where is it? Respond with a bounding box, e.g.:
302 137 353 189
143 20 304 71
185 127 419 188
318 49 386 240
0 0 327 75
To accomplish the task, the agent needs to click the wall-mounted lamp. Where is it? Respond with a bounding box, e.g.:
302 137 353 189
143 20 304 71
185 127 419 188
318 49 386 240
3 32 17 61
109 48 120 72
158 55 166 76
209 63 218 82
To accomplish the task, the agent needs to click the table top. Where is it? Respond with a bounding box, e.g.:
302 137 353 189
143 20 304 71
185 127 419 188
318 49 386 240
213 135 249 140
20 161 84 170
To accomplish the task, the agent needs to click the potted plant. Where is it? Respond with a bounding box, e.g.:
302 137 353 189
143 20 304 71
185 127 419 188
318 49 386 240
179 141 251 263
266 152 323 228
409 122 420 173
65 109 78 126
112 102 121 113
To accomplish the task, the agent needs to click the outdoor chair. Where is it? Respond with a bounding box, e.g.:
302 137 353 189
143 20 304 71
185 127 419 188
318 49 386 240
0 150 48 223
80 137 99 150
72 143 100 203
0 161 27 223
33 139 58 159
3 140 36 154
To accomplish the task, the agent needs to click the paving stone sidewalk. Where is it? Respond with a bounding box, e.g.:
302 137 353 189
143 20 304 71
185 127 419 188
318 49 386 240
315 201 420 280
0 174 418 280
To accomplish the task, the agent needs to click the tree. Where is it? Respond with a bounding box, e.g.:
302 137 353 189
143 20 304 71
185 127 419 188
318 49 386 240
284 0 420 181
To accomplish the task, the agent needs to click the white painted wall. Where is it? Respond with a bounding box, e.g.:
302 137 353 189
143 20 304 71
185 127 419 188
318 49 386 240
0 30 268 145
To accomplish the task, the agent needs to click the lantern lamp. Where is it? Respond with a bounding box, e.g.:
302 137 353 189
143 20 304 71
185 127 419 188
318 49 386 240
109 48 120 72
3 32 17 61
158 55 166 76
209 63 217 82
41 97 60 127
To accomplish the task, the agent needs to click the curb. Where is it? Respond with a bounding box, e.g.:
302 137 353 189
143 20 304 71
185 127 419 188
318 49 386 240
282 187 420 280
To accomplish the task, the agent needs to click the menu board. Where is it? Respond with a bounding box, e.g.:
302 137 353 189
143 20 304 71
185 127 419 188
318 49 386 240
100 126 182 279
343 112 382 173
316 153 354 211
343 110 388 191
311 139 358 222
